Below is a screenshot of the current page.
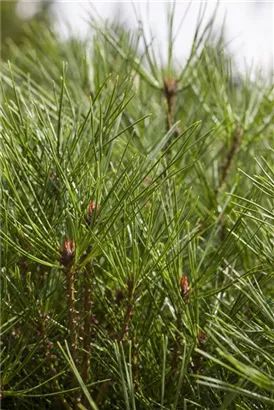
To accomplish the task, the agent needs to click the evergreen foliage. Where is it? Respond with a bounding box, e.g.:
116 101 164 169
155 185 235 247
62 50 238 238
1 6 274 409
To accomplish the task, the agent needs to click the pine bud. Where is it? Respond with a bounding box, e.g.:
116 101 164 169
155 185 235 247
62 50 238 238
180 274 190 302
60 238 75 268
198 330 206 346
163 78 178 98
86 200 99 225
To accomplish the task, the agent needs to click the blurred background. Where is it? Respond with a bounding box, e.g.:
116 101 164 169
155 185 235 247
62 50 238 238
1 0 273 75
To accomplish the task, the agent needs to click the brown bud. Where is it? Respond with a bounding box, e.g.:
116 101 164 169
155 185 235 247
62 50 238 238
180 275 190 302
86 200 99 225
88 200 96 215
163 78 178 98
198 330 206 347
60 237 75 268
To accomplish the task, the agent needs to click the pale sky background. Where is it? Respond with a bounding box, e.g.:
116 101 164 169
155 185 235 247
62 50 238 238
19 0 274 75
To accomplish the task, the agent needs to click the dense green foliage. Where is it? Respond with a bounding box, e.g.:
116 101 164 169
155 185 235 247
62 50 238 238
1 7 274 409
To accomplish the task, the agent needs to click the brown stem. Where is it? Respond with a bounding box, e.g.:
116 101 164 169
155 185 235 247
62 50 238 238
60 238 79 405
67 269 77 363
66 268 82 408
60 238 78 363
215 126 243 244
218 125 244 190
163 77 180 171
80 263 93 407
163 78 178 132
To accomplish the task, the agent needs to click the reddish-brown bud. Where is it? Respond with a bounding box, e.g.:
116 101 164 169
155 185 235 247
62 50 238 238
198 330 206 346
163 78 178 98
88 200 96 215
60 238 75 268
86 200 99 225
180 275 190 302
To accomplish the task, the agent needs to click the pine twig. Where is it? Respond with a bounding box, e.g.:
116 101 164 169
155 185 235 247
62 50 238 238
218 125 244 190
60 238 79 404
163 78 178 132
81 263 93 398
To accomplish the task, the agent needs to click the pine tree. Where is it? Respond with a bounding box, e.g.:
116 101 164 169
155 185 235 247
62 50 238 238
1 5 274 409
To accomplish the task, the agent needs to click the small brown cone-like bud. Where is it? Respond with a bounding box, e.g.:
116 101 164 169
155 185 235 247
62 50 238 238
86 200 99 225
60 237 75 268
88 200 96 215
198 330 206 347
163 78 178 98
180 275 190 302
